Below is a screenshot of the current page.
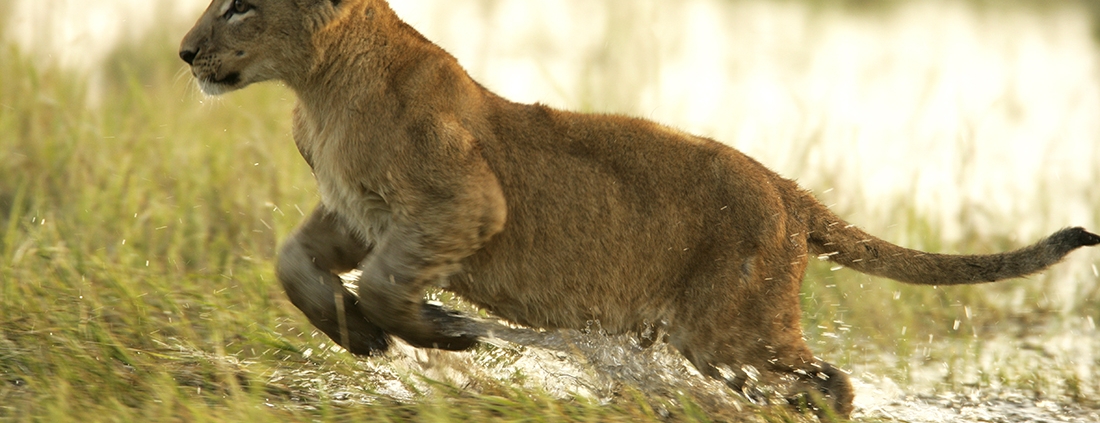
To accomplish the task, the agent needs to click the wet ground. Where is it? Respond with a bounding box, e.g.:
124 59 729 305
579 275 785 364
261 316 1100 422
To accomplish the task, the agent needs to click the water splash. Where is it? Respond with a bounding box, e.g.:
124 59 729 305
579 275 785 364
255 311 1100 421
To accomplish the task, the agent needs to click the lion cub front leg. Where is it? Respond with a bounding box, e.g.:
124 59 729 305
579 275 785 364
353 183 507 351
276 205 390 355
352 121 507 351
354 225 484 351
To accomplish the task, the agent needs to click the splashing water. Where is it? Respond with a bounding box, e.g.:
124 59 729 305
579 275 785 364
334 323 752 415
252 316 1100 422
283 278 1100 421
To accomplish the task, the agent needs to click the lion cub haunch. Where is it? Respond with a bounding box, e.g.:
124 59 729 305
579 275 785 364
180 0 1100 417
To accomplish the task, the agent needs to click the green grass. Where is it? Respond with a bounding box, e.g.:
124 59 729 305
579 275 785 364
2 4 1099 422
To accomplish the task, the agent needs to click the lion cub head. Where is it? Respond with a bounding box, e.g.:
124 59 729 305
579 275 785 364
179 0 345 95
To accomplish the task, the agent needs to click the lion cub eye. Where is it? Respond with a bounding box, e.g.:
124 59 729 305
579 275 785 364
224 0 252 19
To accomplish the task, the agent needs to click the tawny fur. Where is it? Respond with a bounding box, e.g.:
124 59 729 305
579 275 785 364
180 0 1100 417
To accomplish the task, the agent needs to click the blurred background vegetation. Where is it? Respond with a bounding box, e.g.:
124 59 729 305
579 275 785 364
1 0 1099 421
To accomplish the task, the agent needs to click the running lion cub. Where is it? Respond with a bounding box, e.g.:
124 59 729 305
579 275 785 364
180 0 1099 417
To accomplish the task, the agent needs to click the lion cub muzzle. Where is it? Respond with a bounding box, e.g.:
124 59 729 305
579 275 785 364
179 0 285 95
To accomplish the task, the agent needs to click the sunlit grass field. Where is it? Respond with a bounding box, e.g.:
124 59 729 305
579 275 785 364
2 1 1100 422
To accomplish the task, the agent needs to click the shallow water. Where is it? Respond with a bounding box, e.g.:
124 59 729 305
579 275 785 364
265 318 1100 422
848 322 1100 422
7 0 1100 421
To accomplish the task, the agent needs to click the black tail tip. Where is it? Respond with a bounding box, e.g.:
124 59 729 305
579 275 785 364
1054 227 1100 248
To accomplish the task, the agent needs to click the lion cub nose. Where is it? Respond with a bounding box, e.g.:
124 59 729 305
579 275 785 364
179 49 197 65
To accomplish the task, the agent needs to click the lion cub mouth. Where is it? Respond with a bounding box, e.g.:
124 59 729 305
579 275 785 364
213 72 241 86
197 72 242 95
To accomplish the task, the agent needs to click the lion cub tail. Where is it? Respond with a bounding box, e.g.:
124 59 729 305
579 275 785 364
800 192 1100 286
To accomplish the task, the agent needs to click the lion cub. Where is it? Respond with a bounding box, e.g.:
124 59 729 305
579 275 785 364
180 0 1099 417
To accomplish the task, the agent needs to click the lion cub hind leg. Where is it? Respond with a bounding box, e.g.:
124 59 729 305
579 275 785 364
702 346 854 419
675 242 854 418
781 359 855 420
276 206 390 356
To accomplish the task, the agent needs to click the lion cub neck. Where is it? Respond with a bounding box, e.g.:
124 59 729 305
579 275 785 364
288 0 491 238
288 1 482 118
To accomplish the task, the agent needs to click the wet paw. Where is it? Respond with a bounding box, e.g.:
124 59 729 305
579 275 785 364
307 306 391 356
412 302 480 350
339 321 391 356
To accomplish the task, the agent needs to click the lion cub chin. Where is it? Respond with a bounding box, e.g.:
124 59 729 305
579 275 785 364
179 0 1100 418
